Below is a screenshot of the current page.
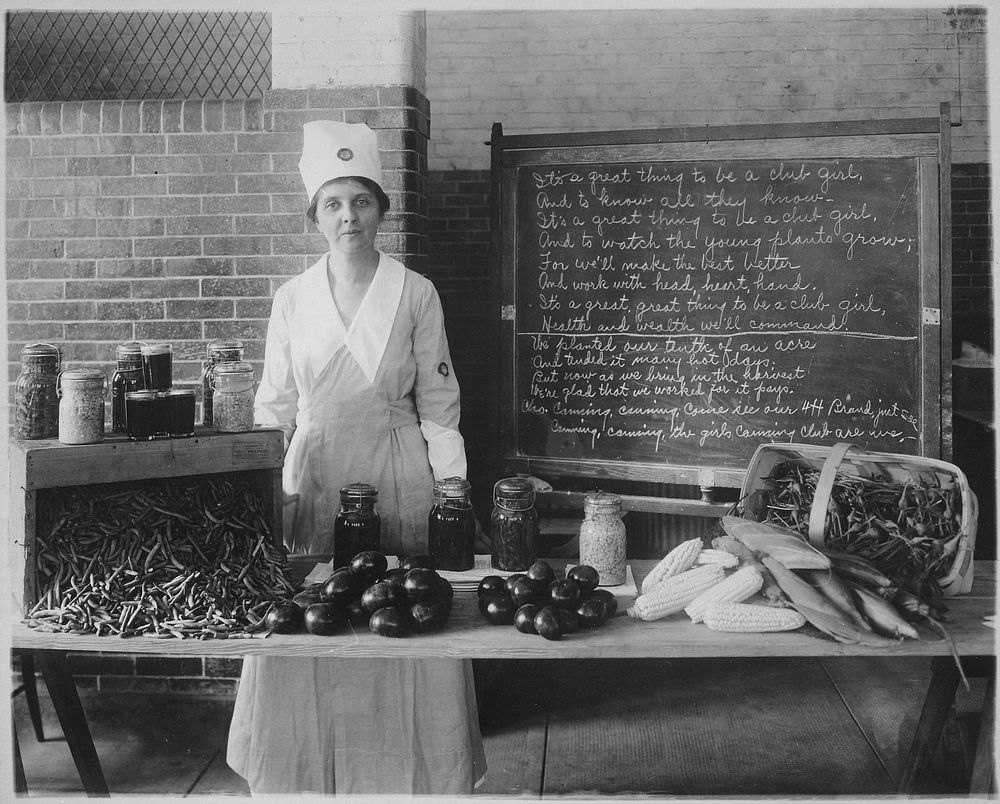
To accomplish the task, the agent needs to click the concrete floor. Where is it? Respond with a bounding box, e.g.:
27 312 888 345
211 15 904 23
12 656 988 799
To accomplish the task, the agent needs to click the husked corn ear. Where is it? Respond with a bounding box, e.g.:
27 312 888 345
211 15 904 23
640 537 704 593
684 565 764 623
703 603 807 633
694 548 740 569
627 564 725 621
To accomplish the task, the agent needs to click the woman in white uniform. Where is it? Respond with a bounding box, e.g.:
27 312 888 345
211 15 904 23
226 121 487 795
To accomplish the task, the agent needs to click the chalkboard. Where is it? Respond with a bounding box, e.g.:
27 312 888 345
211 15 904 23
492 115 951 489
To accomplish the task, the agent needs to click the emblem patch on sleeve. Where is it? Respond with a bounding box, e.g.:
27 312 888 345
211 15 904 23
437 362 450 377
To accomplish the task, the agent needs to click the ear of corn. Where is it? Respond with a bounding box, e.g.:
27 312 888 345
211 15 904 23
684 564 764 623
694 548 740 569
627 564 724 621
640 537 704 594
720 516 830 570
703 602 807 633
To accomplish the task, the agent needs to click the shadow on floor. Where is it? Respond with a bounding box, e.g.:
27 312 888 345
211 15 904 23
12 656 986 798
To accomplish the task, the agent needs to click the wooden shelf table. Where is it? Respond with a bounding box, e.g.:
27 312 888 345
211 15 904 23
9 560 996 796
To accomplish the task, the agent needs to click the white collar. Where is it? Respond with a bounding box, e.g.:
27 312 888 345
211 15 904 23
300 253 405 383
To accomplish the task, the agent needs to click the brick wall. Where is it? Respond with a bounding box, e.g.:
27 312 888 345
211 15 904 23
6 86 430 391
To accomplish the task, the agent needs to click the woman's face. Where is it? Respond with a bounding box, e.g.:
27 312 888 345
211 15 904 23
313 178 382 257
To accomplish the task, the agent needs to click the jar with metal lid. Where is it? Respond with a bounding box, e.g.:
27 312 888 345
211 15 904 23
490 477 539 572
211 361 255 433
333 482 381 570
57 368 107 445
428 477 476 571
578 491 627 585
111 342 145 433
201 338 245 427
14 343 61 440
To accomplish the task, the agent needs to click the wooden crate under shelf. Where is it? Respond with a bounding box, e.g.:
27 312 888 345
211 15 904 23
7 428 284 614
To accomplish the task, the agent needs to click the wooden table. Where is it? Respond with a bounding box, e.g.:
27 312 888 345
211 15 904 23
11 560 996 796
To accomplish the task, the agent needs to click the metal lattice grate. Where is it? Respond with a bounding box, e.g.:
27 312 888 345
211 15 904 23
5 11 271 102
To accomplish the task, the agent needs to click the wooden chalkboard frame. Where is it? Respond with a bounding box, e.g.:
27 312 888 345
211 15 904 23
490 106 953 508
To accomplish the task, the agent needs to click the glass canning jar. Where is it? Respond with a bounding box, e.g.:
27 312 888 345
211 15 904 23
428 476 476 571
211 361 256 433
201 338 245 427
578 491 627 585
111 342 145 434
14 343 61 440
57 367 107 445
490 477 539 572
333 482 381 570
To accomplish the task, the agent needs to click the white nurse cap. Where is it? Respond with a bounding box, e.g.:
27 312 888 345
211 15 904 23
298 120 384 200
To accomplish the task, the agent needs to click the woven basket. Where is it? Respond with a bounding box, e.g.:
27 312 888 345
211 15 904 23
737 442 978 596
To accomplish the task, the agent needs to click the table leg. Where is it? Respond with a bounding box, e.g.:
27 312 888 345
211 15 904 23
899 655 995 794
898 656 960 793
969 673 995 794
19 651 45 742
33 650 109 797
13 722 27 794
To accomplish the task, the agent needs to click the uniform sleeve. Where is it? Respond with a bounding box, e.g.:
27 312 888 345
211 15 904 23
254 287 298 447
412 281 468 480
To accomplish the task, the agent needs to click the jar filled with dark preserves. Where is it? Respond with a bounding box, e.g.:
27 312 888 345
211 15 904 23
333 482 381 570
428 477 476 571
111 342 145 433
490 477 539 572
125 390 160 441
201 338 244 427
14 343 61 440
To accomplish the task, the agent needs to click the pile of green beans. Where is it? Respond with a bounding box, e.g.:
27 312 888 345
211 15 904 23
25 473 297 639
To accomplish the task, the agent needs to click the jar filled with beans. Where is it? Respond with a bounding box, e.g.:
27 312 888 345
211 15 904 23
57 367 107 445
15 343 62 440
490 477 539 572
211 361 256 433
578 491 627 585
201 338 244 427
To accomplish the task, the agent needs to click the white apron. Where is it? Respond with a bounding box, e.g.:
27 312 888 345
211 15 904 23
228 254 485 795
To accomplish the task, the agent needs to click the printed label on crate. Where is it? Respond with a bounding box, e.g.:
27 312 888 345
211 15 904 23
231 437 282 465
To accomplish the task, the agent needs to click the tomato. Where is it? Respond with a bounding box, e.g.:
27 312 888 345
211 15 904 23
345 597 370 627
264 601 304 634
525 559 555 587
504 573 527 597
361 579 405 614
549 578 583 609
587 588 618 618
349 550 389 585
321 568 364 603
370 606 410 638
513 603 540 634
304 602 347 635
567 565 600 595
509 576 545 607
402 567 441 601
533 605 565 641
575 597 608 629
482 595 517 625
477 575 507 597
399 553 436 571
556 607 580 634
